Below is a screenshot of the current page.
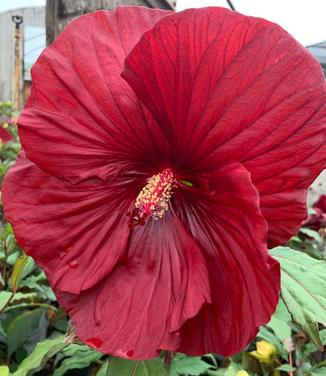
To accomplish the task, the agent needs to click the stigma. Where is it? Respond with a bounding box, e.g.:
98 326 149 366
129 168 176 227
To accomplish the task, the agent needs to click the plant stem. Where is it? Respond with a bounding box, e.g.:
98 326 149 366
2 239 8 285
164 351 175 370
288 351 294 376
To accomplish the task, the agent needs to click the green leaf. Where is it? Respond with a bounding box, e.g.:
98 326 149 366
6 250 20 266
277 364 296 372
7 308 45 355
270 247 326 350
316 359 326 368
319 328 326 344
20 257 38 281
0 291 38 311
97 361 109 376
10 253 29 291
312 367 326 376
171 354 212 376
53 344 102 376
106 357 168 376
0 321 6 338
20 272 56 301
0 291 14 311
300 228 321 242
266 299 292 344
106 358 138 375
143 358 168 375
0 366 9 376
12 334 66 376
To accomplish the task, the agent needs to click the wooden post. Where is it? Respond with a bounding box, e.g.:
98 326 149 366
12 15 24 111
46 0 174 45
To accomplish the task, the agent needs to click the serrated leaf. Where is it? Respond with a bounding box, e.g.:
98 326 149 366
12 334 66 376
270 247 326 350
10 253 29 291
7 308 45 355
0 366 9 376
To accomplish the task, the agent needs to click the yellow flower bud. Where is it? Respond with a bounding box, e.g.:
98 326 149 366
235 371 249 376
250 340 277 365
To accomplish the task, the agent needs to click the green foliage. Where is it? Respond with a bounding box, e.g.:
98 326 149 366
171 354 213 375
106 357 169 376
266 299 292 346
53 344 102 376
0 100 325 375
7 308 46 356
276 364 296 372
11 334 66 376
270 247 326 350
10 254 29 292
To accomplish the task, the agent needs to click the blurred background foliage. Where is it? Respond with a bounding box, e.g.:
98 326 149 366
0 101 325 375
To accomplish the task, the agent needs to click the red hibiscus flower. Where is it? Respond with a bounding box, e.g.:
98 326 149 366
3 6 326 359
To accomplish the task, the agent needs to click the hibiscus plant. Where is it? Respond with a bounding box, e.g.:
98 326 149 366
0 5 326 376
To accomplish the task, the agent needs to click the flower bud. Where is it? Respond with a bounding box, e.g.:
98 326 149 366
250 340 277 365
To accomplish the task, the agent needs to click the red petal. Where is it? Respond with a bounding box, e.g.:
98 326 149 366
173 163 280 356
50 162 278 358
2 153 139 293
122 7 326 246
55 214 211 359
19 7 171 182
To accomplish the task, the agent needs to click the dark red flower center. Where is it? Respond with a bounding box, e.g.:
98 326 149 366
129 168 176 227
